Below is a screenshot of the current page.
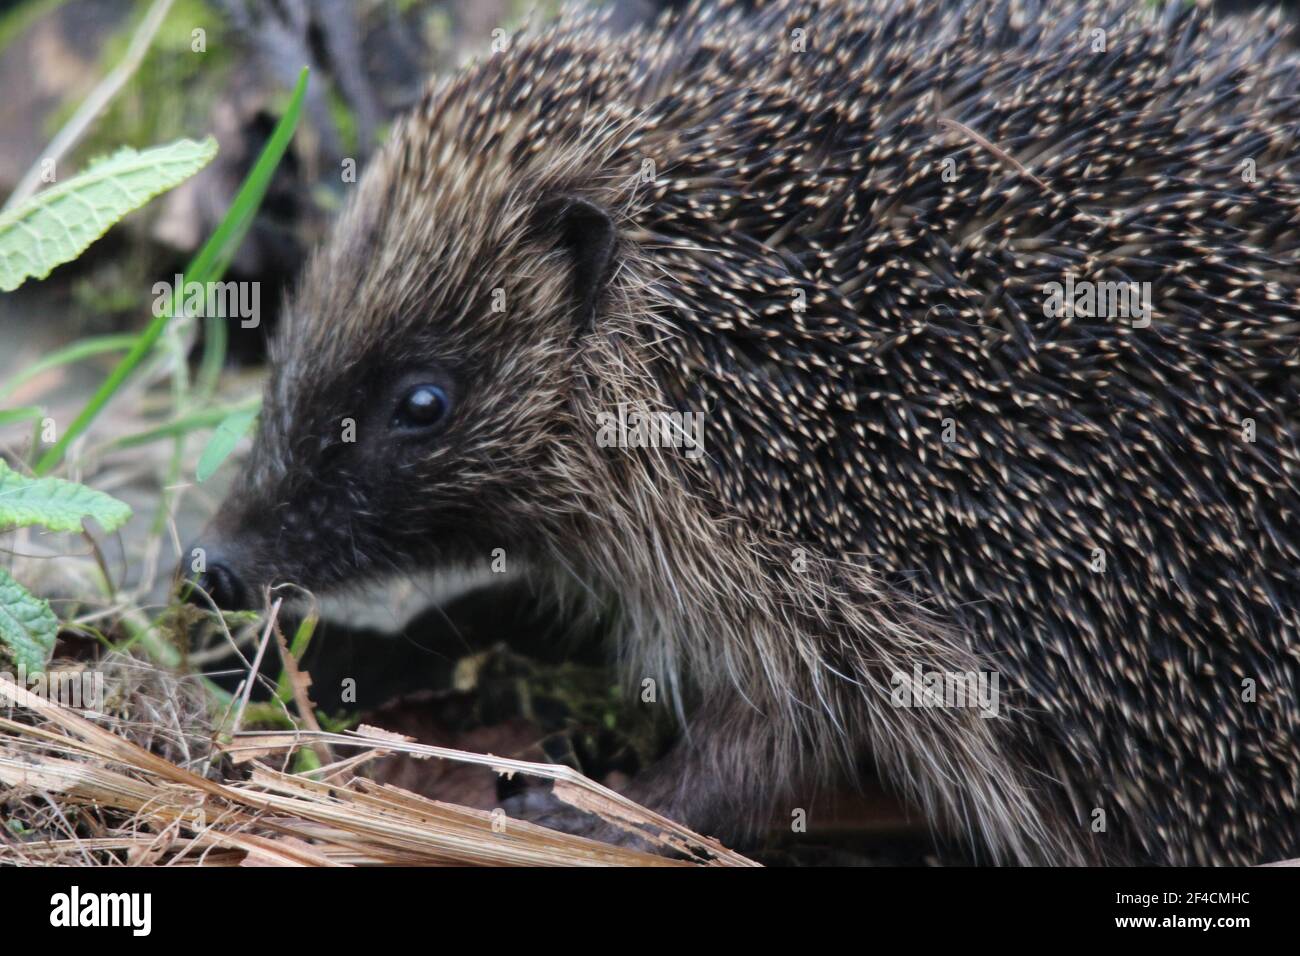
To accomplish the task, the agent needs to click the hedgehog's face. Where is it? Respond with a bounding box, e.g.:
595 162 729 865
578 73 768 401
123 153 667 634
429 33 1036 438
186 188 620 610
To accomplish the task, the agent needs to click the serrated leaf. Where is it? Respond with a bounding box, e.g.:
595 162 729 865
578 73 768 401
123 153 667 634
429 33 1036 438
0 136 218 292
0 460 132 533
196 407 259 482
0 568 58 674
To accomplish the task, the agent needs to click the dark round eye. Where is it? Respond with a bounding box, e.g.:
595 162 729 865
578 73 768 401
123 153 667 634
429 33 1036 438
392 384 449 430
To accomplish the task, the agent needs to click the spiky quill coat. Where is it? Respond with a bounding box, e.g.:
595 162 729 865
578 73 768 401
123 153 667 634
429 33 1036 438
223 0 1300 864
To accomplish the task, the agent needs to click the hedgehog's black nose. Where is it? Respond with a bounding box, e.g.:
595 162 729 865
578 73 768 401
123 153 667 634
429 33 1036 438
198 561 250 610
180 543 253 611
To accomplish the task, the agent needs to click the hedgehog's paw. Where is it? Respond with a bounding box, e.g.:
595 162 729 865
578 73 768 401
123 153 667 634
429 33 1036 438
499 787 658 852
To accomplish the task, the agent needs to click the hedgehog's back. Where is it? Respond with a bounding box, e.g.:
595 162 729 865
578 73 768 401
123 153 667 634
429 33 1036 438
613 0 1300 864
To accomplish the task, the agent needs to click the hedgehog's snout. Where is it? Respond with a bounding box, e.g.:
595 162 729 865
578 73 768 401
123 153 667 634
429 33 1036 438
177 534 257 611
194 556 251 611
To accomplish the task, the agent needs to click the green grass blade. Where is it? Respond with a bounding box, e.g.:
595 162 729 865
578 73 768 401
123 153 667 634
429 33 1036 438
275 609 319 706
34 66 310 476
196 313 229 399
98 394 260 452
0 333 137 402
0 406 43 428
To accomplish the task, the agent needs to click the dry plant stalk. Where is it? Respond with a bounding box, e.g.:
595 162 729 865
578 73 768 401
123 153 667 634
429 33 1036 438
0 678 758 867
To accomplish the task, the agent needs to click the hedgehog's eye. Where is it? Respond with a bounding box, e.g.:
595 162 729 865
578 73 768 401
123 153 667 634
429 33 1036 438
392 384 449 431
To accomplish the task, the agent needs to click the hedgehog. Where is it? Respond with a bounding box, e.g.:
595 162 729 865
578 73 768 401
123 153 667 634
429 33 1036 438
191 0 1300 865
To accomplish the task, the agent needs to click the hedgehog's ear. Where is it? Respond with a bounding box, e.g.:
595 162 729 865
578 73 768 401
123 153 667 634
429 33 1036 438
531 195 617 330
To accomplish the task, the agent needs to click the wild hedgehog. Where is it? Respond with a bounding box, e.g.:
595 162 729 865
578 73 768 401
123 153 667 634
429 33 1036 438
192 0 1300 865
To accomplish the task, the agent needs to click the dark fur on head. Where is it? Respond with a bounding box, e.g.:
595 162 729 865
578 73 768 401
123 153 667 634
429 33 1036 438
203 0 1300 865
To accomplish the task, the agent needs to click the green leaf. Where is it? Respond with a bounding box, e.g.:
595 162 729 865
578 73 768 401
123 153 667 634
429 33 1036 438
0 568 58 674
0 459 132 532
196 406 259 482
0 136 217 293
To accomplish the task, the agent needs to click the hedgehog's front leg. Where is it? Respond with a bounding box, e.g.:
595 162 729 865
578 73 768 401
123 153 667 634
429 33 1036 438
502 693 790 851
578 548 1073 862
609 692 789 845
